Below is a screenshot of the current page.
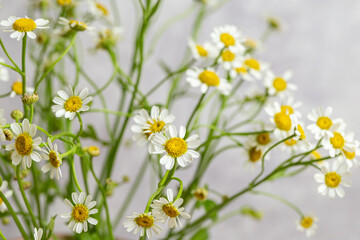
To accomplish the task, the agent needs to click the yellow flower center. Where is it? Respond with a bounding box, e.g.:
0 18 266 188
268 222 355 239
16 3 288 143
15 133 33 156
193 188 208 201
135 214 154 228
325 172 341 188
244 38 257 49
281 105 294 115
69 20 87 31
235 67 247 74
316 116 332 130
220 33 235 47
150 120 165 134
162 204 180 218
64 96 82 112
13 18 36 32
0 197 2 205
57 0 71 6
330 132 345 149
285 138 297 146
96 3 109 16
273 77 287 91
49 150 61 168
221 50 235 62
274 112 292 131
12 82 23 95
311 151 322 160
164 138 187 158
198 70 220 86
88 146 100 157
249 147 262 162
343 148 356 160
300 217 313 229
244 59 260 71
72 204 89 223
256 133 271 145
297 124 306 140
196 45 208 57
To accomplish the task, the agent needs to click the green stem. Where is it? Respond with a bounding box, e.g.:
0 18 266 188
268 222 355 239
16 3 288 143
185 92 206 133
70 159 83 192
74 112 83 141
21 36 28 118
31 166 43 227
171 177 183 201
0 228 6 240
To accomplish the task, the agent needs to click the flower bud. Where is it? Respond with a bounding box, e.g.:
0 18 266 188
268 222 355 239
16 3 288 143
14 170 30 180
122 175 130 183
193 188 208 201
22 181 32 190
22 93 39 105
11 110 24 121
87 146 100 157
2 217 10 225
3 129 13 141
267 17 282 31
105 178 119 197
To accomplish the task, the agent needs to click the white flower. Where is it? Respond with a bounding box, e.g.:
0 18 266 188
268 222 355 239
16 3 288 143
0 16 49 41
0 181 13 213
123 212 163 239
296 215 318 237
33 228 43 240
10 80 34 98
314 160 352 198
210 25 245 51
41 138 63 180
322 122 355 158
264 70 297 98
217 48 242 70
131 106 175 153
307 107 343 140
230 56 268 81
0 57 9 82
338 138 360 168
88 1 110 19
186 67 231 95
60 192 98 234
242 138 270 172
188 38 218 60
59 17 95 32
5 119 42 169
0 109 7 142
151 188 191 228
52 85 92 120
151 125 201 170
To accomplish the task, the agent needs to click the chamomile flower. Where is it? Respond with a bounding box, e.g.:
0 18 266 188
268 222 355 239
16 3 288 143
151 125 201 170
242 138 269 172
61 192 98 233
211 25 245 51
314 161 351 198
338 138 360 168
95 27 123 49
188 38 217 60
322 122 355 158
57 0 72 7
264 70 297 98
217 48 242 70
294 122 312 149
0 57 9 82
151 188 191 228
10 81 34 98
131 106 175 153
0 16 49 41
192 188 208 201
307 107 343 140
33 227 43 240
296 215 318 237
235 56 267 81
41 138 63 180
0 181 13 213
186 67 231 95
59 17 95 32
123 212 163 239
88 2 110 18
265 101 297 139
5 119 42 169
279 96 302 119
52 85 92 120
248 127 273 152
0 109 7 142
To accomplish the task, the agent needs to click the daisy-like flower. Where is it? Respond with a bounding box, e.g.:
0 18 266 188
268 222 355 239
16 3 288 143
314 160 352 198
210 25 245 51
279 96 302 119
192 187 208 201
338 138 360 168
322 122 355 158
151 125 201 170
243 38 261 52
230 56 268 81
131 106 175 153
186 67 231 95
264 70 297 98
95 27 123 49
0 16 49 41
59 17 95 32
52 85 92 120
249 128 273 152
5 119 42 169
41 138 63 180
123 212 163 239
10 81 34 98
57 0 72 7
217 47 242 70
151 188 191 228
61 192 98 233
0 181 13 213
242 138 269 172
0 109 7 142
296 215 318 237
307 107 343 140
33 227 43 240
88 2 110 18
265 101 297 139
0 57 9 82
188 38 217 60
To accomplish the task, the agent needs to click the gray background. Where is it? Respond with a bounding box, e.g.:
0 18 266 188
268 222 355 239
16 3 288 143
1 0 360 239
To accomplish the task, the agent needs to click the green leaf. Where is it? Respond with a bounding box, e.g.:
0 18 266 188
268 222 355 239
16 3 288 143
203 199 218 221
190 228 209 240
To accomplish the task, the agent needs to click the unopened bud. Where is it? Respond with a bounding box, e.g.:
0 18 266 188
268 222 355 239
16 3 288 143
87 146 100 157
122 175 130 183
22 93 39 105
3 129 13 141
14 170 29 180
105 178 119 197
2 217 10 225
193 188 208 201
22 181 32 190
267 17 281 31
11 110 24 121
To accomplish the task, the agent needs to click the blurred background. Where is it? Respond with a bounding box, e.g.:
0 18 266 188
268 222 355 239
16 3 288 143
1 0 360 239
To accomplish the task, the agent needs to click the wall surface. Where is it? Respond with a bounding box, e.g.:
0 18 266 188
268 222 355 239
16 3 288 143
1 0 360 239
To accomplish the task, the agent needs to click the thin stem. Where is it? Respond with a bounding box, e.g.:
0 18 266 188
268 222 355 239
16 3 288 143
185 92 206 133
21 36 28 118
31 166 43 227
0 37 20 69
171 177 183 201
74 112 83 141
70 159 83 192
